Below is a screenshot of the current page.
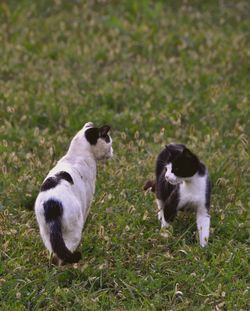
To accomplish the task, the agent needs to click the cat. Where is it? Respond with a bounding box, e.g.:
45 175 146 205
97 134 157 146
35 122 113 265
144 144 211 247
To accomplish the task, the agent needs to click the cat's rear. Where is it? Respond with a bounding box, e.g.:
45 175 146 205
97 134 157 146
43 199 81 263
35 185 84 264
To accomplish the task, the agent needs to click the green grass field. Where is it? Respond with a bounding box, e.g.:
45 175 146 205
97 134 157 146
0 0 249 310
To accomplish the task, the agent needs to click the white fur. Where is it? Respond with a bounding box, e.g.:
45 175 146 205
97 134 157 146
196 208 210 247
165 163 182 185
178 173 210 247
35 122 113 256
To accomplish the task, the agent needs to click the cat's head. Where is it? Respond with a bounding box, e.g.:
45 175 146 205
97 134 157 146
165 147 199 185
84 122 113 160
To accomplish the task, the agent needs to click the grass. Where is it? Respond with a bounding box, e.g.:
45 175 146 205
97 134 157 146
0 0 249 309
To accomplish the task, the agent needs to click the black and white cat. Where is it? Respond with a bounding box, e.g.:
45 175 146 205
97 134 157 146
145 144 211 247
35 122 113 264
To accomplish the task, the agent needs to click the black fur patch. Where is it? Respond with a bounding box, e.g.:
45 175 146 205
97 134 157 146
99 125 110 136
157 178 175 202
198 162 206 176
41 171 74 192
163 187 180 222
103 135 111 143
41 177 59 191
85 125 111 145
205 177 211 211
172 148 199 178
155 146 177 202
100 125 111 143
56 171 74 184
44 199 63 222
85 127 99 145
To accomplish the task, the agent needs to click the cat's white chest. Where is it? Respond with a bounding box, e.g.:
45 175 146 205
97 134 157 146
178 175 206 209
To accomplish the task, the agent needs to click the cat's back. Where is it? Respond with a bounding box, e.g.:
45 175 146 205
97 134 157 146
35 163 79 211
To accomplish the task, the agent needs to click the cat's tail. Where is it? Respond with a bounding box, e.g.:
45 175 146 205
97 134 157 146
43 199 81 264
143 180 156 193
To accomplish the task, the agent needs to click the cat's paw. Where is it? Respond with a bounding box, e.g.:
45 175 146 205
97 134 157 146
158 209 169 228
200 237 209 248
72 251 81 263
51 255 60 266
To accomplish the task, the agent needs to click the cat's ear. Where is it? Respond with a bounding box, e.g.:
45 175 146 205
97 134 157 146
183 147 199 164
165 144 172 153
85 127 99 145
84 122 94 129
99 125 110 137
164 145 171 153
182 147 194 158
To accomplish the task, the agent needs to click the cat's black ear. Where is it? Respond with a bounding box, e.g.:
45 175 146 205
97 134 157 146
85 127 99 145
99 125 110 137
183 147 199 164
182 147 194 158
164 145 171 156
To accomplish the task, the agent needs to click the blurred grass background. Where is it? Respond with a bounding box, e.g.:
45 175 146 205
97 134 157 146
0 0 249 310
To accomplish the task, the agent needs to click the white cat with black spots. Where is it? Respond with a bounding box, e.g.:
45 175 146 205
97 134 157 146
35 122 113 265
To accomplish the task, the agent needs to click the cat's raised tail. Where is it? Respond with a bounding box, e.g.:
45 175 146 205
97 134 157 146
143 180 156 193
44 199 81 263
